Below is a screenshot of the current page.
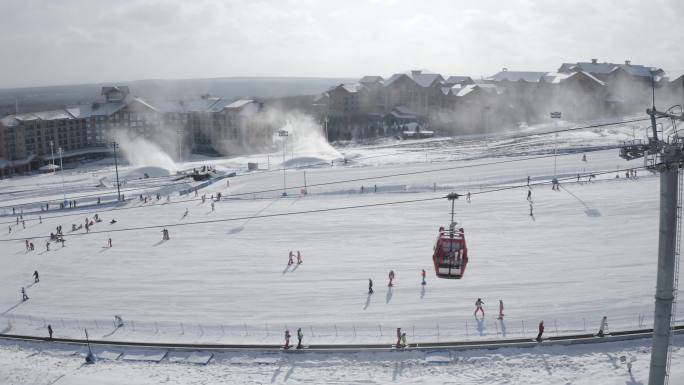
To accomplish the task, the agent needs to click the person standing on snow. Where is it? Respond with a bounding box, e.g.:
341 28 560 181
297 251 302 264
288 251 294 266
474 298 485 317
421 269 426 286
536 320 544 342
368 279 374 295
597 316 608 337
284 329 291 349
401 332 407 348
396 327 402 348
498 300 504 320
47 324 53 339
388 270 395 287
21 287 28 301
211 202 215 211
296 328 304 349
527 190 532 201
108 238 112 248
33 271 39 283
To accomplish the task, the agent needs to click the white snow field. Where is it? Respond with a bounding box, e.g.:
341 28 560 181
0 122 682 384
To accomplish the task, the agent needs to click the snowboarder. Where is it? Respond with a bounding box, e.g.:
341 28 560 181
297 251 302 264
396 327 402 348
536 320 544 342
527 189 532 201
33 270 39 283
498 300 504 320
108 238 112 248
597 316 608 337
284 329 291 349
296 327 304 349
388 270 395 287
47 324 53 339
421 269 426 285
288 251 294 266
21 287 28 301
474 298 485 317
368 279 374 295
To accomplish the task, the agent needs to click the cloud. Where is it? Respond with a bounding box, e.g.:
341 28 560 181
0 0 682 88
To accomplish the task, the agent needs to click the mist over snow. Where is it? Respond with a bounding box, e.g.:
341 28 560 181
112 130 177 172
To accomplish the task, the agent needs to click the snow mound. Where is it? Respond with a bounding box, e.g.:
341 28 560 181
123 166 171 180
283 156 329 168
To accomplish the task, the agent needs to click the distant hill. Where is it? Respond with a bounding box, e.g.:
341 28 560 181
0 77 355 115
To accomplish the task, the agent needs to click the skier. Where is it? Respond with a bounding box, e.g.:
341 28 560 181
46 241 50 251
527 189 532 201
288 251 294 266
527 175 530 186
388 270 395 287
21 287 28 301
582 154 587 162
33 270 39 283
47 324 53 339
536 320 544 342
498 299 504 320
284 329 291 349
368 278 374 295
466 192 471 202
211 202 215 212
474 298 485 317
22 220 25 229
296 327 304 349
110 219 117 224
396 327 402 348
297 251 302 264
421 269 426 286
183 208 188 218
30 242 34 251
39 216 42 224
597 316 608 337
108 238 112 248
401 332 407 348
25 239 30 251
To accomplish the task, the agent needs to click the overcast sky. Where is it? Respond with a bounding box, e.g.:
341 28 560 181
1 0 683 89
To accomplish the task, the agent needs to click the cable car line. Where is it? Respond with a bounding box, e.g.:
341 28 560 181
0 165 649 243
0 145 619 226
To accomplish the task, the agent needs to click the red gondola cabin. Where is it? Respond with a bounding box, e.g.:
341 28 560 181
433 225 468 279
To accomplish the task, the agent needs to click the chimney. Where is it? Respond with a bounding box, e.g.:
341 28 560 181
591 59 598 64
411 70 422 77
625 60 631 65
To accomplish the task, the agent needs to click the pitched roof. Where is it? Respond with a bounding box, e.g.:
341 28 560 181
561 61 660 78
360 76 383 84
487 71 548 83
444 76 473 85
411 73 444 87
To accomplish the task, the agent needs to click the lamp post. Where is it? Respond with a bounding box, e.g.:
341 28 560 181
57 147 66 202
550 111 562 176
111 141 122 201
278 130 289 196
177 127 183 164
49 141 55 173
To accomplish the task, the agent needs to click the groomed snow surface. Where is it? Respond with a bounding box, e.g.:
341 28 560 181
0 125 682 384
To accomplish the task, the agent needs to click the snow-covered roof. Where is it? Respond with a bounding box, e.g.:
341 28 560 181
487 71 548 83
359 76 383 84
411 73 443 87
542 71 606 86
385 74 410 87
560 61 661 78
444 76 473 86
66 100 128 118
